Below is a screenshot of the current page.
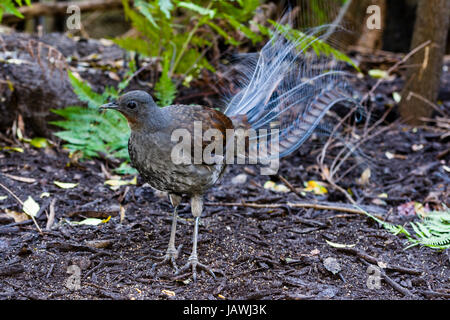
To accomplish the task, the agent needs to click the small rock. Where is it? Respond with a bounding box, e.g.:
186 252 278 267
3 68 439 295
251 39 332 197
318 286 339 298
323 257 341 275
0 239 9 252
85 239 113 249
231 173 248 185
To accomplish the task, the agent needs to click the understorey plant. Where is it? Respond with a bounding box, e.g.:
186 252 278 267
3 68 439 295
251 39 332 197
51 1 359 173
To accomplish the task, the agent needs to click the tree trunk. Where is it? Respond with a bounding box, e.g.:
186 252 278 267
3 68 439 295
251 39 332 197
356 0 386 50
329 0 386 50
399 0 450 125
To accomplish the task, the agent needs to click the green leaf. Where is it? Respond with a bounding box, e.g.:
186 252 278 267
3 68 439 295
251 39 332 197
29 137 49 148
0 0 24 20
155 52 177 107
159 0 173 19
205 21 240 46
112 37 155 57
368 69 388 79
135 0 159 29
268 21 360 72
67 71 105 108
177 2 215 18
224 13 261 43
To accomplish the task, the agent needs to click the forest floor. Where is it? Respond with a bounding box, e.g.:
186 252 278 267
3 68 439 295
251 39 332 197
0 33 449 299
0 121 449 300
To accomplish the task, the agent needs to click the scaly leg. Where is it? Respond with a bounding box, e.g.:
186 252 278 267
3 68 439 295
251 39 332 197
176 195 216 281
151 194 181 272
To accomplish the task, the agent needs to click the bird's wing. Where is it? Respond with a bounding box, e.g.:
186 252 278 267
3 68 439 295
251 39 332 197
165 105 234 164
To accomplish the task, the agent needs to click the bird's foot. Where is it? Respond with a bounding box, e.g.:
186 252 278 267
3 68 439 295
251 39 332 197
175 254 216 282
151 245 182 273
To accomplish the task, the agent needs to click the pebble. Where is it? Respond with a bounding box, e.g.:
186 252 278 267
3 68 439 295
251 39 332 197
231 174 248 185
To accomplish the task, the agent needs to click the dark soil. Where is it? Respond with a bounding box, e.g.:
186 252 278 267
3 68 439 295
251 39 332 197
0 121 449 300
0 31 449 300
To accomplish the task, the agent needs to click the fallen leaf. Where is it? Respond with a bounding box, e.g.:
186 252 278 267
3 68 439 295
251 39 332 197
2 146 24 153
54 181 78 189
368 69 388 79
397 201 430 217
119 205 126 223
71 216 111 226
23 196 40 217
356 167 371 186
0 196 8 201
40 192 51 198
325 240 356 248
264 181 289 193
4 173 36 183
385 151 395 159
5 209 30 222
85 239 113 249
392 92 402 103
414 202 429 218
29 137 49 148
303 180 328 195
162 289 175 297
105 176 137 190
372 198 387 206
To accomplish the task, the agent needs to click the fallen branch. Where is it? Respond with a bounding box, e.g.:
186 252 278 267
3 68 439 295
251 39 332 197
339 248 419 297
46 198 57 231
336 247 423 275
205 200 386 218
3 0 126 22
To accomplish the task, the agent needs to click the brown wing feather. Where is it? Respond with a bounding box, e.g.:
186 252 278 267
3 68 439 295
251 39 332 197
166 105 234 163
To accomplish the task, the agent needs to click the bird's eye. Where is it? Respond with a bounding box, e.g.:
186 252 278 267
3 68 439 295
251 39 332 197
127 101 137 109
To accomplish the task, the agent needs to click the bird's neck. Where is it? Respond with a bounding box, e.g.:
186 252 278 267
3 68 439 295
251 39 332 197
132 105 169 133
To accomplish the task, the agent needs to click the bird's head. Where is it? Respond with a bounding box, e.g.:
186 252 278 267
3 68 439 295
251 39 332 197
99 90 158 129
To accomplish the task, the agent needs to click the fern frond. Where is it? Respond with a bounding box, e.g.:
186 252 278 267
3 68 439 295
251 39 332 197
268 21 360 72
154 53 176 107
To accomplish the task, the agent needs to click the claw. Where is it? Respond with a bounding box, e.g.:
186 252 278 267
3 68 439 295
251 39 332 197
175 255 216 281
151 245 182 273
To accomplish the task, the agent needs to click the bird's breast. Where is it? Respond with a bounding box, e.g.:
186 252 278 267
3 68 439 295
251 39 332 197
128 132 225 195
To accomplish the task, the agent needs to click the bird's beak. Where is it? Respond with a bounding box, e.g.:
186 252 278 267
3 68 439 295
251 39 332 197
99 102 118 111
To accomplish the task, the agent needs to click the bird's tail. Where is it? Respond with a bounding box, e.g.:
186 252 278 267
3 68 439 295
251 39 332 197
224 23 360 160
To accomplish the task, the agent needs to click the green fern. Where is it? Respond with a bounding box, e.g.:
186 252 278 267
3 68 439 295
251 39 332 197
406 208 450 249
51 73 136 174
0 0 31 22
114 0 263 102
358 205 450 250
154 52 177 107
266 20 361 72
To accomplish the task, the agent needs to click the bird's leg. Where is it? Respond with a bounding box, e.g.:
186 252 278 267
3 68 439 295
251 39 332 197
151 194 182 272
176 195 216 281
